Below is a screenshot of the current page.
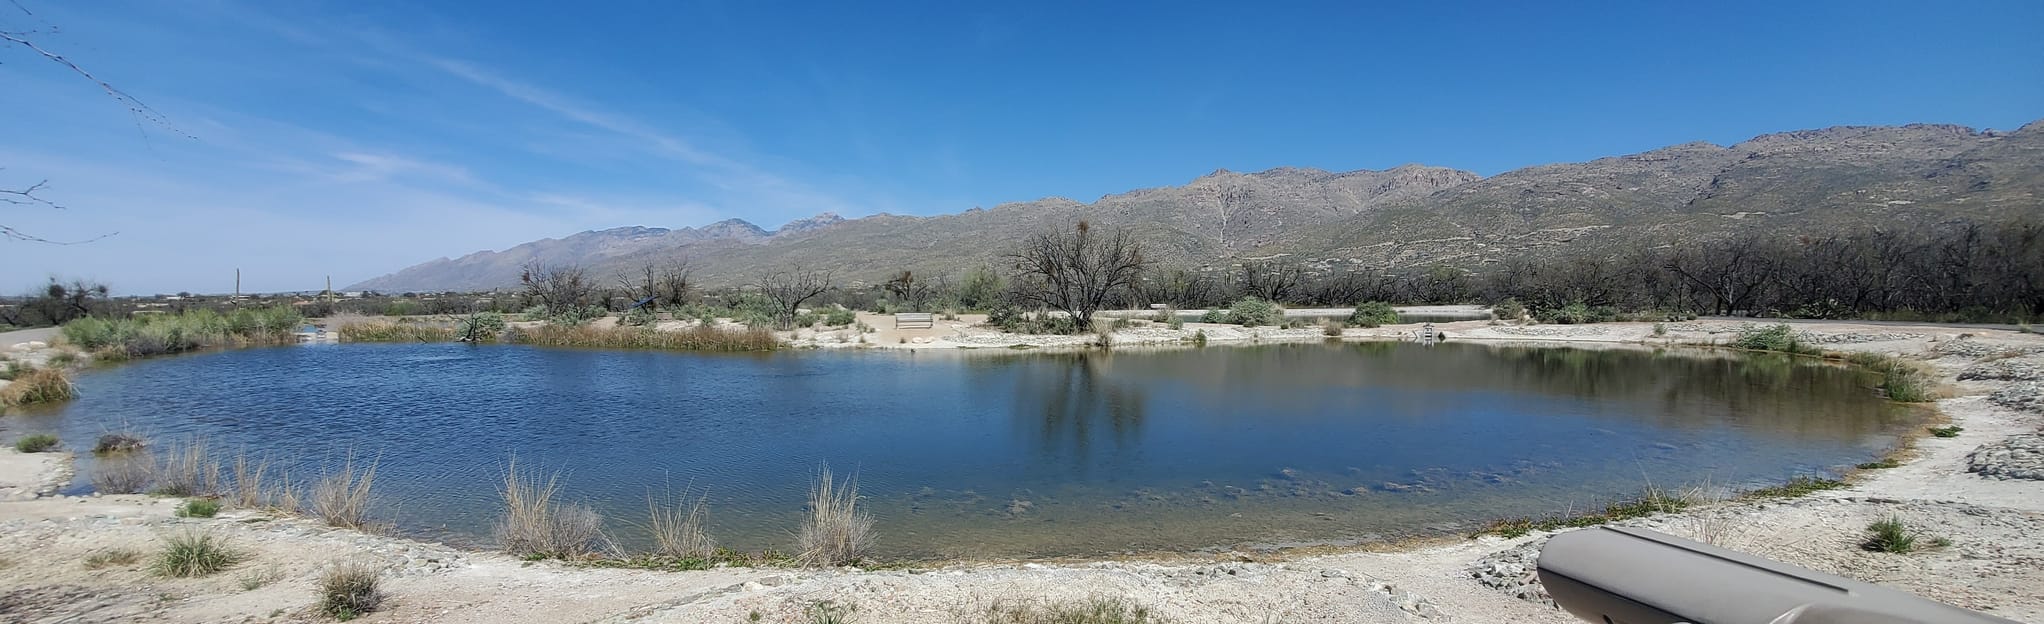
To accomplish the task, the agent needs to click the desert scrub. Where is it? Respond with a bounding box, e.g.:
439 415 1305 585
153 530 241 577
1844 352 1938 402
1861 516 1934 553
83 548 142 570
93 431 146 455
0 367 76 407
93 452 155 494
1929 425 1963 438
455 311 508 342
969 596 1173 624
338 321 457 343
823 307 857 327
1320 320 1345 336
175 498 222 518
14 433 59 453
62 307 302 357
1223 297 1282 327
1743 475 1846 498
806 601 856 624
797 465 874 567
1730 324 1819 355
497 460 609 559
1347 301 1399 328
1198 308 1225 323
318 562 385 620
507 324 780 352
1491 298 1525 322
1857 458 1901 470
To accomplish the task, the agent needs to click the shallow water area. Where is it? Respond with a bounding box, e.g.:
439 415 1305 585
19 341 1918 559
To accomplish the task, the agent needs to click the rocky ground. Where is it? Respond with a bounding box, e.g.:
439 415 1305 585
1 320 2041 623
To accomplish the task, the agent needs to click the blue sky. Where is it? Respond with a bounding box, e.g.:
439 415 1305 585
3 0 2041 294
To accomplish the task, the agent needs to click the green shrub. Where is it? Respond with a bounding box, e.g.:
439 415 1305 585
1224 297 1283 327
153 530 241 577
1198 309 1225 323
1191 329 1207 346
1321 320 1345 336
1929 425 1963 438
1857 459 1900 470
1862 516 1920 553
823 307 857 327
176 498 222 518
456 311 508 341
14 434 59 453
61 308 302 357
1347 301 1399 327
793 313 820 328
1744 476 1845 498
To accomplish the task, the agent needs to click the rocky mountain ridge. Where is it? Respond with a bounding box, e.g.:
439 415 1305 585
350 119 2042 292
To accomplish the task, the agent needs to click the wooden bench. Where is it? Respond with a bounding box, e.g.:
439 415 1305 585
895 312 935 330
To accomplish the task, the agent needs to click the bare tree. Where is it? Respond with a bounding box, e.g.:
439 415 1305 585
616 258 694 308
1007 220 1149 331
1237 258 1304 303
884 270 936 312
520 261 596 317
3 5 172 244
756 267 834 330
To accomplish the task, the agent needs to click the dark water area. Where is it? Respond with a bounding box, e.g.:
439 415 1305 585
15 342 1918 558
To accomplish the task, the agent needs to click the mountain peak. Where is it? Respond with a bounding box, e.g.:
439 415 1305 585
775 212 846 236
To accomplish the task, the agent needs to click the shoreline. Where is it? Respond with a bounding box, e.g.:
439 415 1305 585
2 320 2040 622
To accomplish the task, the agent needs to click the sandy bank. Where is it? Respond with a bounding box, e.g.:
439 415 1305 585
2 321 2040 623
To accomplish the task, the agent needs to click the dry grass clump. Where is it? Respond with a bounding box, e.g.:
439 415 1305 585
151 437 220 497
497 460 609 559
796 465 874 567
0 367 77 407
83 548 143 570
968 597 1173 624
318 561 386 620
153 530 241 577
93 451 156 494
93 430 147 455
312 455 379 528
647 489 716 560
508 324 780 352
337 321 457 342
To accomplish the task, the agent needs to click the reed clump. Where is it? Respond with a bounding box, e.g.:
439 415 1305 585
507 324 780 352
338 321 457 342
0 367 76 407
647 489 715 561
796 465 874 567
497 460 609 560
151 437 220 497
311 455 379 529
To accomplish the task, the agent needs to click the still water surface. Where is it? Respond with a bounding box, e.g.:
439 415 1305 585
22 342 1916 558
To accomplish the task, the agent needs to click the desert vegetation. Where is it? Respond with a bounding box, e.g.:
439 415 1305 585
507 324 779 351
796 465 875 567
59 306 302 359
152 530 240 578
13 433 59 452
497 460 610 560
318 562 386 620
967 596 1173 624
0 366 76 407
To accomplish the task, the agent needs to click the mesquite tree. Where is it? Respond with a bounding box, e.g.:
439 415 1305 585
756 267 834 330
1007 220 1149 331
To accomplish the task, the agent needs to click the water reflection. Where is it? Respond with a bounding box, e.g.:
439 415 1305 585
21 341 1917 558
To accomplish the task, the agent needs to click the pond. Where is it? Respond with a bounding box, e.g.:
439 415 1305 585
14 341 1918 559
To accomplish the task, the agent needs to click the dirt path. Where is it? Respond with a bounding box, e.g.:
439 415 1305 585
2 321 2040 623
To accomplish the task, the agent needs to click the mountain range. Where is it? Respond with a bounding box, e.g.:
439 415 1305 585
350 119 2044 292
